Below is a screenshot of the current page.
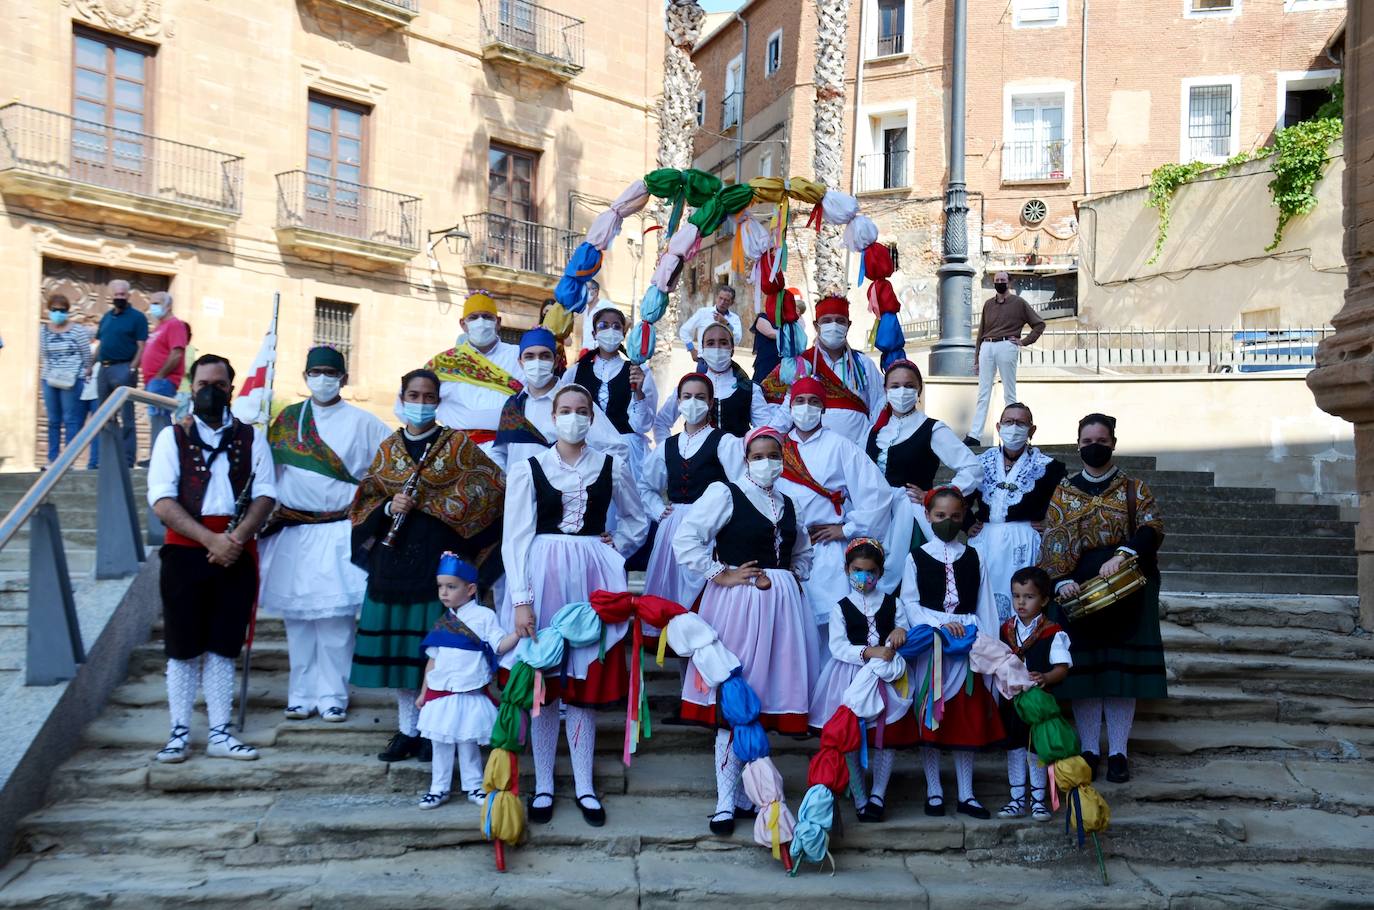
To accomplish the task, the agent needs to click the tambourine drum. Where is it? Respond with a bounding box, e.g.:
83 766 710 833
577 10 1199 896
1060 555 1147 623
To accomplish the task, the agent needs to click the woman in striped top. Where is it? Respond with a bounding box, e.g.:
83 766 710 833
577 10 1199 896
40 295 93 465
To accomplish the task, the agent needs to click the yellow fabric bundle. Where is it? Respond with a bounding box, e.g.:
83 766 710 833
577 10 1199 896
748 176 827 206
481 748 526 846
1053 756 1111 833
540 302 575 338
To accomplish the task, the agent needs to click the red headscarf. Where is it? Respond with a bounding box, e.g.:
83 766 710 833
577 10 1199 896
790 375 825 402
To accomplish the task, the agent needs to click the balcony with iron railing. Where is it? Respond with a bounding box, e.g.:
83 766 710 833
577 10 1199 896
1002 138 1070 183
874 33 905 57
275 170 421 266
0 103 243 231
462 211 579 294
857 150 910 193
320 0 418 26
478 1 585 80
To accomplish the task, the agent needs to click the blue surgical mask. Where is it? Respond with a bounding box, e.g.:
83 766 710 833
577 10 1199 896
848 569 877 594
49 310 69 325
149 304 167 320
401 402 437 427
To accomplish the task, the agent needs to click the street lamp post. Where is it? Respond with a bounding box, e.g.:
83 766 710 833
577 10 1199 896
930 0 975 376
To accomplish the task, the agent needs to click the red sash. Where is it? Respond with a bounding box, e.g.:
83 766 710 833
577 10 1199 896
465 429 497 445
999 617 1063 660
781 437 845 516
762 349 871 414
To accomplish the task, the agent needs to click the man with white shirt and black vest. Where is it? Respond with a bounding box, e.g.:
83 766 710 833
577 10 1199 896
147 354 276 765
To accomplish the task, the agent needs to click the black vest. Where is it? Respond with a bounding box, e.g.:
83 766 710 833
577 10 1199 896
574 352 633 434
913 547 982 615
529 455 613 536
665 430 729 504
174 419 255 519
867 417 941 490
973 456 1067 524
713 482 797 570
712 366 754 437
839 593 899 647
1000 619 1065 675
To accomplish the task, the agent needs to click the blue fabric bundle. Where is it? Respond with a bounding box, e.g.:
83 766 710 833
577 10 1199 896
553 243 604 312
719 670 760 726
626 322 656 365
640 287 669 324
788 785 835 868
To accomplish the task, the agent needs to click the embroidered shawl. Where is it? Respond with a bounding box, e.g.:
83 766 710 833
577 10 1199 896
781 437 845 516
420 608 498 674
978 446 1051 524
1038 474 1163 581
267 400 358 485
425 342 523 397
761 348 870 414
494 391 551 449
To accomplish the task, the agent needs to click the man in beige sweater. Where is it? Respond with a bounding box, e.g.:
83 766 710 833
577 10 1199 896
965 271 1045 446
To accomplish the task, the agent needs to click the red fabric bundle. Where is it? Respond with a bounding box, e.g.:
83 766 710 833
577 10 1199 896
759 250 786 294
775 289 800 324
806 706 862 791
863 243 894 281
867 279 900 316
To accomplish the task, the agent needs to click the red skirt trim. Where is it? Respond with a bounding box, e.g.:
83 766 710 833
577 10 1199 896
497 638 629 709
679 700 810 736
915 682 1006 750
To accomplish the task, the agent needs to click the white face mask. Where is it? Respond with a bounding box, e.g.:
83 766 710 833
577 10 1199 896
701 347 733 372
818 322 848 348
521 358 554 389
554 412 591 444
791 403 823 432
306 374 341 403
999 423 1030 452
595 328 624 353
747 457 784 487
465 316 498 347
680 397 710 426
886 387 918 415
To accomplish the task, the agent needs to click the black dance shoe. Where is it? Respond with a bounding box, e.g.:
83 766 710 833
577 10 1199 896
709 811 736 836
576 793 606 827
376 731 421 762
1106 753 1130 783
528 793 555 825
1081 751 1101 781
857 797 886 823
956 799 992 820
924 796 946 817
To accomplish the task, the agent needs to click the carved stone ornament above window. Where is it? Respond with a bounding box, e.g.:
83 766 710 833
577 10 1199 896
62 0 166 39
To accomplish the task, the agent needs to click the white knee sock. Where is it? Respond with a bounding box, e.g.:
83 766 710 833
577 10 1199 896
1072 697 1104 755
530 699 561 808
1028 752 1048 799
430 742 455 794
396 689 420 736
1007 747 1028 791
713 729 742 816
921 747 944 801
565 705 598 805
457 741 484 794
845 752 869 807
870 748 895 802
1104 697 1136 757
954 751 976 804
201 653 236 730
166 657 200 730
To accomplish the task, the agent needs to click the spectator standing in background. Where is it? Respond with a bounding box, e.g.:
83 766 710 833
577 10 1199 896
39 294 93 466
965 272 1045 447
93 279 149 467
143 291 189 462
679 285 743 365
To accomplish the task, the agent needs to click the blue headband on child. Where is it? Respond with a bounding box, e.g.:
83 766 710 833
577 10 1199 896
520 327 557 353
436 551 478 583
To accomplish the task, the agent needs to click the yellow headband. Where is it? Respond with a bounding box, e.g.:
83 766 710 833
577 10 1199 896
464 291 497 318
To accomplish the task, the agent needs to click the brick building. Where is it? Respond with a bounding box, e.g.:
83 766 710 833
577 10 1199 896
690 0 1345 339
0 0 662 469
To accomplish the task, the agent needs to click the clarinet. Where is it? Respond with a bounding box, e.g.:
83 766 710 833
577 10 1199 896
224 472 256 536
382 442 432 548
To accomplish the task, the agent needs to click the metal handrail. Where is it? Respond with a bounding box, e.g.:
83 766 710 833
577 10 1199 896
0 386 174 554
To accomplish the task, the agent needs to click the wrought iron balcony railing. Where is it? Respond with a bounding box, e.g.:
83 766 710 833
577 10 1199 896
1002 138 1070 182
875 33 905 56
479 0 585 71
275 170 421 252
857 150 910 192
464 212 579 279
0 102 243 219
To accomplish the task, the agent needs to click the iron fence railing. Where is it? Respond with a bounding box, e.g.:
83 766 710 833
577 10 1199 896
478 0 585 69
464 211 579 278
1033 295 1078 319
876 33 904 56
275 170 421 250
0 102 243 215
858 150 910 192
902 318 939 343
1002 138 1069 182
1019 327 1334 373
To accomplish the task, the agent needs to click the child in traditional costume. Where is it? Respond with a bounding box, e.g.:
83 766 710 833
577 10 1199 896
808 538 916 823
415 552 520 810
639 373 747 609
906 487 1004 819
674 427 818 836
996 566 1070 821
500 384 649 827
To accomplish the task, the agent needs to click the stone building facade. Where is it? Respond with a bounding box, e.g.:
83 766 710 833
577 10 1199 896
0 0 662 468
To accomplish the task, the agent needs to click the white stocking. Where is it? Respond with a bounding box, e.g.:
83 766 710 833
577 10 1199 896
166 657 200 730
954 751 976 804
870 748 895 802
430 741 455 794
921 747 944 801
713 729 743 816
457 741 484 793
201 653 237 730
565 705 598 805
396 689 420 736
1007 748 1028 790
1104 697 1136 757
1028 751 1048 797
530 700 561 808
1072 698 1104 755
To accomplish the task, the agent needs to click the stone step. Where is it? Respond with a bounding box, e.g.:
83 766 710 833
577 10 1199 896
1160 621 1374 662
1147 484 1275 503
1184 516 1354 537
1164 533 1353 556
0 547 95 573
1159 500 1340 520
4 527 100 549
1162 570 1358 596
1161 550 1357 575
1160 593 1360 633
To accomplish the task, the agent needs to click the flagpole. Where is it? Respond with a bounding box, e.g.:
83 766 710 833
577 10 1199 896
263 292 280 426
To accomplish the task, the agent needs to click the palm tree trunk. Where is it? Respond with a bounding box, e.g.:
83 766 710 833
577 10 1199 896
813 0 852 296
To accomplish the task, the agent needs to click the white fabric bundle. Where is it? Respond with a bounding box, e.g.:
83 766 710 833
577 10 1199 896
665 613 741 687
820 189 859 226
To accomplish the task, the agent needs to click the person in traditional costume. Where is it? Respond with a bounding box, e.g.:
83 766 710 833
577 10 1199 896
489 327 627 472
808 538 916 823
997 566 1070 822
349 369 505 764
562 302 658 482
867 359 980 588
966 402 1067 624
425 291 522 458
258 345 390 723
773 375 893 635
904 487 1004 819
653 322 777 441
674 427 818 836
148 354 276 763
500 384 649 828
415 552 519 810
1038 413 1165 785
639 373 747 609
762 295 885 442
